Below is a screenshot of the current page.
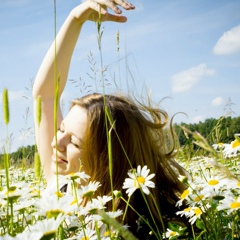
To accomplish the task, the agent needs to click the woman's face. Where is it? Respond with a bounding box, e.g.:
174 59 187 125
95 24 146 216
51 105 88 175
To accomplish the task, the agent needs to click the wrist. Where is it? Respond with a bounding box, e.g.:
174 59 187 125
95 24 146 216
70 2 93 25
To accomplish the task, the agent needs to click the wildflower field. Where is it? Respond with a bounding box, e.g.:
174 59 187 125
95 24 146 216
1 89 240 240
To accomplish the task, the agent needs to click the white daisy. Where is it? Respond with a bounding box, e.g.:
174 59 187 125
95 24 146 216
217 196 240 214
188 207 204 224
65 171 90 184
222 138 240 158
200 176 229 198
0 185 30 202
66 227 98 240
176 187 192 207
162 228 180 239
0 231 42 240
93 209 123 222
122 165 155 196
64 215 81 231
34 193 78 218
79 197 106 215
77 181 101 198
27 213 65 239
96 195 112 206
14 199 35 213
105 209 123 219
176 206 204 225
212 142 228 151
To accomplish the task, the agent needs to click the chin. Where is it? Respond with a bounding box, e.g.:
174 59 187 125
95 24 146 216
51 165 69 175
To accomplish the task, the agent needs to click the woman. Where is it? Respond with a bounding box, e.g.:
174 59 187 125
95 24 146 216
32 0 189 238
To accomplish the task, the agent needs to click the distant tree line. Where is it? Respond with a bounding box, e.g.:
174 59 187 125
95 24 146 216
174 116 240 146
0 116 239 165
0 145 35 168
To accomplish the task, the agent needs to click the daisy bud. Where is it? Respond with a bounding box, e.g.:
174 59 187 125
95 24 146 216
178 175 188 184
113 190 122 198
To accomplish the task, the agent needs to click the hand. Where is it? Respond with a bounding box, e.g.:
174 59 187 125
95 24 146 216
71 0 135 23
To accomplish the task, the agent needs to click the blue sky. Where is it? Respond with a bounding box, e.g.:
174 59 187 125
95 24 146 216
0 0 240 152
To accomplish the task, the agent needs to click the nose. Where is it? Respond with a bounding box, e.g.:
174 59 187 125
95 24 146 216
51 132 66 152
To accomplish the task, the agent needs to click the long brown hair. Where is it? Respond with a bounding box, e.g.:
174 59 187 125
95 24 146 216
72 93 188 237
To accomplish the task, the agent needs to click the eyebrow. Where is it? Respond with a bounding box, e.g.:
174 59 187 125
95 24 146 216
61 121 84 144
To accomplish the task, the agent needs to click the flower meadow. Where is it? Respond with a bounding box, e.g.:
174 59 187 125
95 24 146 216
1 88 240 240
0 152 238 240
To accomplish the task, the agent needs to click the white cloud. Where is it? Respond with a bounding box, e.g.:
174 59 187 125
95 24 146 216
211 97 224 107
171 64 215 93
213 25 240 55
0 90 24 104
192 115 206 123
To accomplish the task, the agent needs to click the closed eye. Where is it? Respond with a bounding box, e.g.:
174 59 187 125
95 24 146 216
57 126 64 133
71 137 83 149
58 122 65 133
71 140 79 148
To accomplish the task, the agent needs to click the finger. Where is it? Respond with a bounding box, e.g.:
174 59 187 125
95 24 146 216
87 0 108 14
96 0 135 14
104 13 127 22
114 0 135 11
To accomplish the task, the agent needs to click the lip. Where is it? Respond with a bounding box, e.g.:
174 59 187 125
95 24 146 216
52 154 68 164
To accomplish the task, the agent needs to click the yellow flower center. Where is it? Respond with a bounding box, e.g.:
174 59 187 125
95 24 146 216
46 210 64 219
31 189 40 196
208 179 219 185
71 198 77 206
134 176 145 188
194 194 204 202
194 208 202 216
5 186 17 195
184 207 192 212
230 202 240 209
70 172 79 180
43 231 56 239
232 139 240 148
237 182 240 187
55 191 63 198
170 231 177 236
81 237 89 240
181 189 190 199
104 231 110 237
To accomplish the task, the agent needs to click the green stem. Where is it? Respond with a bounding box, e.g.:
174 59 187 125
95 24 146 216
122 196 131 224
53 0 60 195
10 199 14 235
150 193 165 235
120 197 160 239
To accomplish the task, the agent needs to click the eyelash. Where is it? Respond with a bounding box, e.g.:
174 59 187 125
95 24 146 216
58 127 64 133
71 139 79 148
57 128 80 148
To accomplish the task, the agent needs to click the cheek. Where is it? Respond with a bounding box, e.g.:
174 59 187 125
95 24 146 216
69 149 83 171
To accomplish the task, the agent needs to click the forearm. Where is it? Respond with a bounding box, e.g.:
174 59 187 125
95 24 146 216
32 12 84 100
32 0 132 100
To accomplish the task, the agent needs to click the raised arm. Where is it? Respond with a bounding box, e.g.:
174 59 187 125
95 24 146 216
32 0 134 182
